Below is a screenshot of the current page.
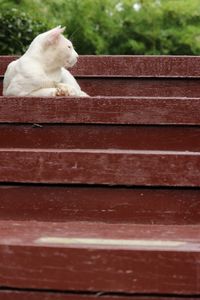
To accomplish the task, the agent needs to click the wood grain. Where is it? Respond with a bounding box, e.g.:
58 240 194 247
1 185 200 224
1 97 200 125
0 149 200 186
0 220 200 294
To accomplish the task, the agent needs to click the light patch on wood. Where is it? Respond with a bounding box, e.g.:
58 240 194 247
36 237 186 248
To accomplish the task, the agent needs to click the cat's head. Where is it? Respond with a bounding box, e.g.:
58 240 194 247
27 26 78 69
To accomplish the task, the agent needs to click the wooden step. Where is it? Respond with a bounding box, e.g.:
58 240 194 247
1 124 200 151
0 185 199 224
1 96 200 125
1 55 200 299
2 56 200 97
2 55 200 77
0 220 200 295
0 149 200 186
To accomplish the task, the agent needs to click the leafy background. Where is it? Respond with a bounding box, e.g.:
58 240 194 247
0 0 200 55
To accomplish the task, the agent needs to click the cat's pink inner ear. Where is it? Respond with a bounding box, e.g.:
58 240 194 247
46 27 64 45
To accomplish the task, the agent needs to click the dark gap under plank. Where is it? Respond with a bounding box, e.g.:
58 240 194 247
0 287 200 300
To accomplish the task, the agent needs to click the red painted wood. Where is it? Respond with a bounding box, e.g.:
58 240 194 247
2 220 200 242
1 124 200 151
2 55 200 77
77 78 200 97
0 291 197 300
0 56 18 76
0 149 199 186
1 97 200 125
0 221 200 294
73 55 200 78
1 185 200 224
1 54 200 296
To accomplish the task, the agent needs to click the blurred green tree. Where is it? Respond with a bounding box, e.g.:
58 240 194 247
0 0 200 55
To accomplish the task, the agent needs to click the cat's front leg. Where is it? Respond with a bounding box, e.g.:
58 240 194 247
29 88 60 97
29 86 72 97
28 88 55 97
29 84 84 97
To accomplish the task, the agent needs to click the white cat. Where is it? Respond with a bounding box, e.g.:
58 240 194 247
3 26 88 97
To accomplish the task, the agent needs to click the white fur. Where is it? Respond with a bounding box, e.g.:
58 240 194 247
3 26 88 97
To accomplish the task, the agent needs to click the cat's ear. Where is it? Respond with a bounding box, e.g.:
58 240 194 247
45 26 66 45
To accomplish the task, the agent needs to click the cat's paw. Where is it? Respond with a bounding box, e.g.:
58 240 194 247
54 87 67 96
55 83 77 96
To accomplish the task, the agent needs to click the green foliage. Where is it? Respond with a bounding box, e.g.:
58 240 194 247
0 7 48 54
0 0 200 55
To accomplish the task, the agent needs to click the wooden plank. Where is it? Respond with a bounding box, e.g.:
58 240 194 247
2 78 200 97
0 185 200 224
1 149 200 186
0 291 197 300
1 97 200 125
1 124 200 151
73 55 200 78
0 149 200 186
1 221 200 251
2 55 200 77
0 220 200 294
77 78 200 97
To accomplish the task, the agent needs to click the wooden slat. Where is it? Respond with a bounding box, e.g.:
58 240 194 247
2 78 200 97
77 78 200 97
0 220 200 294
2 55 200 77
1 97 200 125
73 56 200 78
0 149 200 186
0 124 200 151
0 291 197 300
0 185 200 224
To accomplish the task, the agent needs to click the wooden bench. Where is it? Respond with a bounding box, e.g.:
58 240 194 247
0 55 200 299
